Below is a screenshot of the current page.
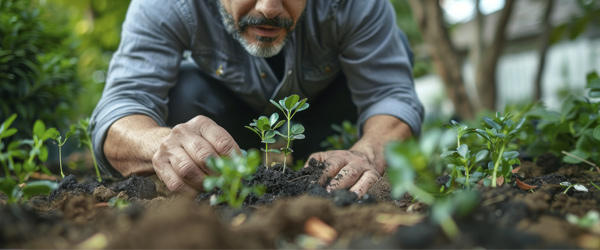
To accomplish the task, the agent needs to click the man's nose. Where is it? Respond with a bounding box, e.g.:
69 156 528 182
255 0 284 19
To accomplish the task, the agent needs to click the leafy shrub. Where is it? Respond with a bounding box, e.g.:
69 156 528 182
0 0 80 138
270 94 309 171
523 72 600 166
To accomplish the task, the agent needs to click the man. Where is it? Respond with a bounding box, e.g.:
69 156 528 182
91 0 424 198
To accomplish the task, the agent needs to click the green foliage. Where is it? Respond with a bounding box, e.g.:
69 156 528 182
320 120 358 150
270 94 309 172
203 150 265 208
0 0 80 138
523 73 600 166
0 178 58 204
71 118 101 182
245 113 285 166
108 196 129 208
43 0 131 118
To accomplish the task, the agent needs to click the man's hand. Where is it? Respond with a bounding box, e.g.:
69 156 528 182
306 150 382 197
105 115 240 196
304 115 413 198
152 116 241 196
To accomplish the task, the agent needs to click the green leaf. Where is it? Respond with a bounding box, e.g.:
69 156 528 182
0 178 17 201
22 180 58 199
267 149 281 154
297 102 309 112
292 134 305 140
269 113 279 126
0 114 18 135
457 144 468 158
483 117 501 131
270 99 285 113
262 138 276 144
503 151 519 160
33 120 46 139
265 130 276 138
43 127 58 141
593 126 600 141
203 176 218 191
284 94 300 110
475 150 488 162
273 120 285 129
291 123 305 135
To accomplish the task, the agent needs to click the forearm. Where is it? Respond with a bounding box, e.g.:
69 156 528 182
104 114 171 176
350 115 413 173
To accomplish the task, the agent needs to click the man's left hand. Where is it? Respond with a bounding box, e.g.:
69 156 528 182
305 149 383 198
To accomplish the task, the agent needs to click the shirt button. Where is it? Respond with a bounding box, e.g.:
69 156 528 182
324 66 331 74
216 65 224 76
260 72 267 79
287 70 292 75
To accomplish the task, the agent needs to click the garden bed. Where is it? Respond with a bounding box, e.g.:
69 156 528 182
1 153 599 249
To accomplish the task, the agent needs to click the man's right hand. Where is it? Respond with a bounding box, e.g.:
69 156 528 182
152 116 241 196
105 115 240 196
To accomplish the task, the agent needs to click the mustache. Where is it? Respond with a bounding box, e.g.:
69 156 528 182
238 15 293 32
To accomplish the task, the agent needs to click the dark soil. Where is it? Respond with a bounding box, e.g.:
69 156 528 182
1 153 600 249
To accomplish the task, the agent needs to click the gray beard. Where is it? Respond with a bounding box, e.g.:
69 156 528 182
217 2 287 58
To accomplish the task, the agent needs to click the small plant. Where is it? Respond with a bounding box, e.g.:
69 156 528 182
474 112 525 187
14 119 57 183
245 113 285 166
320 120 358 150
0 114 58 204
270 94 309 172
50 127 75 178
442 120 488 190
203 149 265 208
72 118 102 182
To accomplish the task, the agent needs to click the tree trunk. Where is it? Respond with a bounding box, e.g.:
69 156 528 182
475 0 516 111
534 0 555 101
409 0 475 119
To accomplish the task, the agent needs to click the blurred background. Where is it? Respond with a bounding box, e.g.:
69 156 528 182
1 0 600 157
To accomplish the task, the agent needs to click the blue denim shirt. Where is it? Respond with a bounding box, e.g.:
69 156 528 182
91 0 424 175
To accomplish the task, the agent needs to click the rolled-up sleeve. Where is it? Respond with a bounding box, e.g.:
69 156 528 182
90 0 191 176
336 0 424 136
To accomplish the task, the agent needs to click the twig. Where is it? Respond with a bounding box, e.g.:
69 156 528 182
561 150 600 173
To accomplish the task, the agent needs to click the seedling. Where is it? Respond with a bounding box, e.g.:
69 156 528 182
270 94 309 172
566 210 599 231
203 149 265 208
50 127 75 178
16 119 57 183
72 118 102 182
474 112 525 187
245 113 285 166
442 120 488 189
560 181 589 194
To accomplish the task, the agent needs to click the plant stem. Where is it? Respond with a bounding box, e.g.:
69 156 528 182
491 143 506 187
264 143 269 167
87 143 102 182
58 145 64 178
464 164 470 190
283 118 291 173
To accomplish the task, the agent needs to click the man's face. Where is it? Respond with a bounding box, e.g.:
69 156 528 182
218 0 306 58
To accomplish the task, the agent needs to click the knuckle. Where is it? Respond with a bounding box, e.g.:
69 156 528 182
178 161 200 180
213 135 235 154
166 179 186 192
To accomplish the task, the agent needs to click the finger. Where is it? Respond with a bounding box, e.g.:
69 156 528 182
348 170 381 198
192 116 241 156
181 137 218 176
153 153 198 196
304 152 327 168
326 164 363 191
319 154 350 185
169 144 211 190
